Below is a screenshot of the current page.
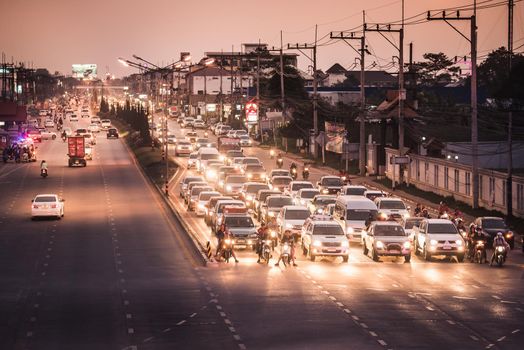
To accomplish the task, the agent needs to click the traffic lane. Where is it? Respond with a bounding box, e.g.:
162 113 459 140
93 136 239 348
201 263 384 350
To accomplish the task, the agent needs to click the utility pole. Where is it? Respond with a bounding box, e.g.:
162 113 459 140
507 0 514 218
427 10 478 208
329 16 367 175
287 25 319 159
280 31 286 122
230 46 235 123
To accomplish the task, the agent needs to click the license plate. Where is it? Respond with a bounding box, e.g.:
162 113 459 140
235 245 246 249
443 245 452 250
389 250 400 254
327 249 337 252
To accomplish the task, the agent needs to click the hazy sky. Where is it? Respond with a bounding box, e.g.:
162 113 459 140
1 0 522 77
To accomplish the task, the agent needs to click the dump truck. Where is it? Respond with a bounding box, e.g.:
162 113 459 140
67 135 86 167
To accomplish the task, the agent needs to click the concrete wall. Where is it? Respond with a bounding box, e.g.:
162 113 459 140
443 141 524 169
385 148 524 218
191 75 252 95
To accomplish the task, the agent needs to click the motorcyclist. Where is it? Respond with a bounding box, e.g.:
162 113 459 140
274 230 297 267
61 130 67 141
467 226 485 259
256 225 270 263
455 217 466 233
414 203 423 217
452 208 463 220
40 160 48 171
490 232 510 266
438 201 449 217
215 223 226 257
290 162 298 178
302 165 310 180
222 227 239 263
276 152 283 168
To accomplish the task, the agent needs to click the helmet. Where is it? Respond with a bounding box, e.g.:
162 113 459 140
497 232 503 237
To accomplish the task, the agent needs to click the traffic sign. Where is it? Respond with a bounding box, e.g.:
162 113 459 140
390 156 410 164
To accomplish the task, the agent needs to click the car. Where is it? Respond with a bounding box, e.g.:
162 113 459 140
364 190 387 201
469 216 515 249
340 185 367 196
181 117 195 128
187 152 198 169
242 164 266 182
101 119 111 129
317 176 344 195
239 135 252 147
40 130 57 140
69 114 79 122
413 218 466 262
31 194 65 220
27 130 42 142
223 175 248 197
175 141 193 156
260 195 294 224
269 169 290 179
308 195 337 215
402 217 424 243
75 128 90 137
63 127 73 137
333 196 378 243
81 112 90 118
294 188 320 207
167 134 177 144
187 185 214 211
44 120 55 128
204 195 233 225
194 120 206 129
88 123 100 133
277 205 310 238
224 150 244 165
362 221 412 262
221 207 257 249
184 181 209 204
269 176 294 192
84 145 93 160
212 199 246 232
195 191 221 216
240 182 270 208
301 215 349 262
83 133 96 145
107 128 119 139
195 138 212 150
91 116 101 124
285 181 314 197
179 176 205 198
374 197 410 222
254 190 281 219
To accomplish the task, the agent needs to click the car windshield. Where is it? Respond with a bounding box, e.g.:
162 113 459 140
291 183 313 191
183 177 203 185
322 178 343 186
227 176 247 184
285 210 310 220
201 153 219 160
224 216 254 228
259 192 280 201
482 218 506 229
246 165 264 172
379 200 406 210
217 203 244 213
197 138 209 143
300 190 319 199
404 219 423 230
35 196 56 202
347 209 377 221
243 158 259 164
189 154 198 159
312 225 344 235
345 187 366 195
76 129 87 133
428 223 458 234
192 187 211 196
271 171 289 177
246 184 269 193
374 225 406 236
314 197 336 205
227 151 243 158
272 177 292 185
178 141 191 145
267 197 293 207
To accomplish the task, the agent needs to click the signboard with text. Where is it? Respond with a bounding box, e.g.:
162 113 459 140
324 121 346 154
72 64 97 80
245 102 258 124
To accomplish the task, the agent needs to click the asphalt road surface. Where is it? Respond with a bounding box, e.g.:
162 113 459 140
0 113 522 350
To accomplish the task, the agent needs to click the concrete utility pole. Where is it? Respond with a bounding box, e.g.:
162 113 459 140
329 19 367 176
507 0 514 218
280 31 286 121
287 25 319 158
230 46 235 123
427 10 479 209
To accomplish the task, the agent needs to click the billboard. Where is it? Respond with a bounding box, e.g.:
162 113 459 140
245 102 258 124
72 64 97 79
324 121 346 154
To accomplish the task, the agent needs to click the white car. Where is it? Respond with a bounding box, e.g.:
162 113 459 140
40 130 57 140
101 119 111 129
69 114 79 122
88 123 100 133
194 120 206 129
362 221 412 262
413 218 466 262
91 116 101 123
44 120 55 128
294 188 320 207
31 194 64 219
374 197 410 221
85 145 93 160
277 205 310 237
63 127 73 137
239 135 252 147
187 152 198 169
285 181 314 197
301 216 349 262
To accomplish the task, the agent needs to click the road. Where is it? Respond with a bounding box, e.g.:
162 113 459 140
163 117 524 350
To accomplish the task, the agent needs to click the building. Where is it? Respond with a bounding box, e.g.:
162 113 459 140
346 70 397 87
324 63 348 87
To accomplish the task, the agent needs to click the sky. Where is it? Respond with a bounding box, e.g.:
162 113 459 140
1 0 523 77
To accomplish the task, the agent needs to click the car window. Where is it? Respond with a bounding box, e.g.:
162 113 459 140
346 209 377 221
300 190 320 199
224 216 254 227
379 200 406 210
35 196 56 202
374 225 406 236
291 183 313 191
272 177 292 185
404 219 423 229
312 224 344 235
321 178 343 186
482 218 506 229
314 197 336 205
246 184 269 193
428 223 458 234
345 187 366 196
226 176 247 184
284 210 310 220
267 197 293 207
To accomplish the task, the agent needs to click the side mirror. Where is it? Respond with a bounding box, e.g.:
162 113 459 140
407 206 411 210
31 199 34 202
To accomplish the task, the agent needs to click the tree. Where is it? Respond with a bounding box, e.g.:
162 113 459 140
412 52 460 86
478 47 524 100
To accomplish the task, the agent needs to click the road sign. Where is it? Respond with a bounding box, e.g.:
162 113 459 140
390 156 410 164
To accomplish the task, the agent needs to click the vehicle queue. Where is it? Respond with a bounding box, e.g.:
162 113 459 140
170 115 518 267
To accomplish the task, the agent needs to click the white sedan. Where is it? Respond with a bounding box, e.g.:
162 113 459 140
88 123 100 133
31 194 65 220
41 130 57 140
44 120 55 128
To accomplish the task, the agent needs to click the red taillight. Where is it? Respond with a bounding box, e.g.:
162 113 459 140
51 204 57 208
33 205 39 209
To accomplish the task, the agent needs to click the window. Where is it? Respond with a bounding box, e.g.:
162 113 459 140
444 167 449 189
479 175 483 199
197 90 204 95
424 162 429 183
517 184 523 210
416 160 420 180
454 169 460 192
434 165 439 187
502 181 506 206
489 177 495 203
465 172 471 196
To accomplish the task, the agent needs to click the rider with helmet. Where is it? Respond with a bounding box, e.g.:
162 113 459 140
490 232 510 266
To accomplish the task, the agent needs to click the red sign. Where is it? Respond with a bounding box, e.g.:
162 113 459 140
67 136 85 158
245 102 258 124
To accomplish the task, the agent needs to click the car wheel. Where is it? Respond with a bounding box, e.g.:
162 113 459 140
342 255 349 263
404 255 411 263
456 254 465 263
372 249 380 262
363 243 369 256
414 239 420 256
302 241 307 256
424 246 432 261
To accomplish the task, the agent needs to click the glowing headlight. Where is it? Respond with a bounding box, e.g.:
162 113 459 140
403 212 410 218
219 180 224 186
246 195 253 201
300 199 305 205
247 174 253 179
403 241 411 249
224 239 231 244
322 189 329 194
268 212 275 217
285 223 293 229
316 208 322 214
219 155 225 161
455 239 463 246
430 239 438 246
313 240 322 247
376 241 385 249
226 185 232 191
506 231 513 237
270 231 276 238
496 246 504 252
206 170 216 179
341 241 349 247
247 240 253 245
261 174 266 179
347 227 354 234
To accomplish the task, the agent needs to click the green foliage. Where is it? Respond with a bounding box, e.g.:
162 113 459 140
115 100 151 145
478 47 524 101
411 52 460 86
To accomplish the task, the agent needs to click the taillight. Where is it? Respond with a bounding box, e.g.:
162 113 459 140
33 205 39 209
51 204 57 208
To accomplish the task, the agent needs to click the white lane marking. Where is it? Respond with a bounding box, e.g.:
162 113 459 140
162 328 171 333
219 312 226 317
486 344 494 349
233 335 241 341
446 320 456 325
128 328 134 334
126 314 132 319
392 284 400 288
239 344 246 350
360 323 368 328
516 308 523 312
452 296 476 300
512 329 520 334
352 315 359 321
224 319 232 325
426 306 435 311
369 331 378 337
470 335 479 341
501 300 517 304
124 300 130 305
343 309 351 314
229 327 236 332
336 302 344 307
366 288 388 292
176 320 186 326
190 313 197 318
377 339 387 346
143 337 154 343
471 284 480 289
497 336 506 342
492 295 501 300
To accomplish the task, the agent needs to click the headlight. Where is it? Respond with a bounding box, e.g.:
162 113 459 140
430 239 438 246
347 227 354 234
403 212 410 218
376 241 385 249
247 174 253 179
341 241 349 247
217 217 222 224
403 241 411 249
219 155 225 161
206 170 216 178
261 174 266 179
506 231 513 237
246 195 253 201
226 185 232 191
285 223 292 229
497 246 504 252
247 239 252 245
224 239 231 244
270 230 276 237
316 208 322 214
322 189 329 194
219 180 224 186
300 199 305 205
455 239 463 246
313 240 322 247
198 203 205 210
268 212 275 217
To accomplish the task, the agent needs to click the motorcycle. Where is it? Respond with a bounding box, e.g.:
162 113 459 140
290 167 298 180
221 238 234 263
40 168 48 178
261 239 273 265
279 242 292 266
204 131 209 138
269 230 278 250
468 239 487 264
270 149 275 159
302 167 310 180
276 157 283 168
492 246 506 267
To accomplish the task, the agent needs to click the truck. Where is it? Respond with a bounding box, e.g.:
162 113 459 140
67 136 87 167
168 106 179 118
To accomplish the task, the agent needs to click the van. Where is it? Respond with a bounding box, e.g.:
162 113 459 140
333 195 378 243
196 147 220 172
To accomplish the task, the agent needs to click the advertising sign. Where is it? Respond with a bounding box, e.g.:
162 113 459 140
245 102 258 124
324 121 346 154
72 64 97 79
